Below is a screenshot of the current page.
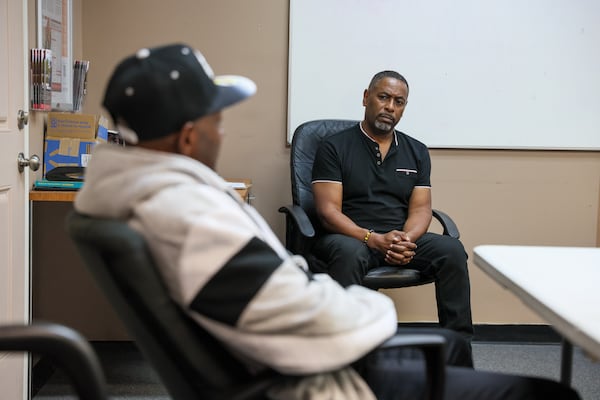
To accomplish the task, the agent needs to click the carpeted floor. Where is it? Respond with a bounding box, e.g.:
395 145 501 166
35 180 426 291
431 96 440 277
473 342 600 400
33 341 600 399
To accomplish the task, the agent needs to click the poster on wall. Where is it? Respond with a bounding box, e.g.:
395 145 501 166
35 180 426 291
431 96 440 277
37 0 73 111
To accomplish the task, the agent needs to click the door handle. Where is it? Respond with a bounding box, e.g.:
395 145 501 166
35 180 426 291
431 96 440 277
17 153 40 173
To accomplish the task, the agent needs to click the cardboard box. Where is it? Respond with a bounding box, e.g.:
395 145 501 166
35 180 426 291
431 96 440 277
43 112 109 178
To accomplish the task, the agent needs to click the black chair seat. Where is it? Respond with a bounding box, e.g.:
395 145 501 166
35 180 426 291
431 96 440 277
363 267 435 290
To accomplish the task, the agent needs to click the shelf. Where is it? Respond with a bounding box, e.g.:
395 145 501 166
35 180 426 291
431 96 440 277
29 190 77 202
30 179 251 203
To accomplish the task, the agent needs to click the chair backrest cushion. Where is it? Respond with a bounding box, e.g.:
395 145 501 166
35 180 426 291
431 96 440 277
66 212 275 400
290 119 358 226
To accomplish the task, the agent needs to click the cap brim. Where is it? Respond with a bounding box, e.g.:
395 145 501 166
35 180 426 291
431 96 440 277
207 75 257 114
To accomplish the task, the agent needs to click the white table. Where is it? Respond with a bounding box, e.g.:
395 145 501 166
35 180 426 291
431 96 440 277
473 245 600 384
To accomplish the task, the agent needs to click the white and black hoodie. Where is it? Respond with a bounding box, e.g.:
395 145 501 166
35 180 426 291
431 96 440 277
75 144 397 399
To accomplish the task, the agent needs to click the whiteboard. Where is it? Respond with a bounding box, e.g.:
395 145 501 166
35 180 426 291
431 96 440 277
288 0 600 150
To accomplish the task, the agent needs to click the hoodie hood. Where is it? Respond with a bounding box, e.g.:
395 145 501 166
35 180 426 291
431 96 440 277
75 144 233 218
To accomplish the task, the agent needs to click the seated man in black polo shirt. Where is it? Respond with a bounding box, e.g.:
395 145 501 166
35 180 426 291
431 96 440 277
311 70 473 343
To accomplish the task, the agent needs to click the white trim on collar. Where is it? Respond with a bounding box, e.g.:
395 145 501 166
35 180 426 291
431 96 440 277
359 121 398 146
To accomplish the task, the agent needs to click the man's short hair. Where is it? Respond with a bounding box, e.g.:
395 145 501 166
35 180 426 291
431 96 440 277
368 71 409 94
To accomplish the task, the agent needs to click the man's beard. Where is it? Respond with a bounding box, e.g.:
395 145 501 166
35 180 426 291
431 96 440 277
374 120 394 132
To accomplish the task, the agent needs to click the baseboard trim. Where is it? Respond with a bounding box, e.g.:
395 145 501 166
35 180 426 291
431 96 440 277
397 322 562 343
474 324 561 343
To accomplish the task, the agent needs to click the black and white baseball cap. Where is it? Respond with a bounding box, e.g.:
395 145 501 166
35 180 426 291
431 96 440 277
102 43 256 144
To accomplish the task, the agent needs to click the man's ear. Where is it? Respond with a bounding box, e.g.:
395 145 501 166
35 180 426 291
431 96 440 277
362 89 369 107
176 122 196 156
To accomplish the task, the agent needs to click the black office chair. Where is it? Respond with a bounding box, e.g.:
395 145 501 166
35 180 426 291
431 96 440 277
0 321 108 400
279 119 460 290
66 211 280 400
66 211 447 400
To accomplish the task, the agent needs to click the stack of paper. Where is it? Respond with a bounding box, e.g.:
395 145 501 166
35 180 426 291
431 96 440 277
227 182 248 189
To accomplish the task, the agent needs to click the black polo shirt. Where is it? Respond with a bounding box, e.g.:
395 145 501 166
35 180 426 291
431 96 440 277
312 123 431 232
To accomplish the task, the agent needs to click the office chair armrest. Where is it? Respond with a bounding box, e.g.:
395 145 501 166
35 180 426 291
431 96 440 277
278 204 315 238
375 334 446 400
432 209 460 239
0 322 108 400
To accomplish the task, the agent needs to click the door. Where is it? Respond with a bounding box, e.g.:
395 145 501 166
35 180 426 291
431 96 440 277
0 0 30 398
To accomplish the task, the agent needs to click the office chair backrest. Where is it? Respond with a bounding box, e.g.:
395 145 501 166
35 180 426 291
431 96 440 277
66 212 278 400
290 119 358 226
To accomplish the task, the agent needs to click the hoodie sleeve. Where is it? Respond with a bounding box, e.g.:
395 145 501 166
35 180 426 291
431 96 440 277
136 183 398 375
188 246 397 375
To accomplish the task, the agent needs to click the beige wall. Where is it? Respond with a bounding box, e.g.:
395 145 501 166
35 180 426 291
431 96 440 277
30 0 600 338
388 149 600 323
80 0 291 233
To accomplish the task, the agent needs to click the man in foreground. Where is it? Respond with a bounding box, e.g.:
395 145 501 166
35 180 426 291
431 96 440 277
74 43 579 399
